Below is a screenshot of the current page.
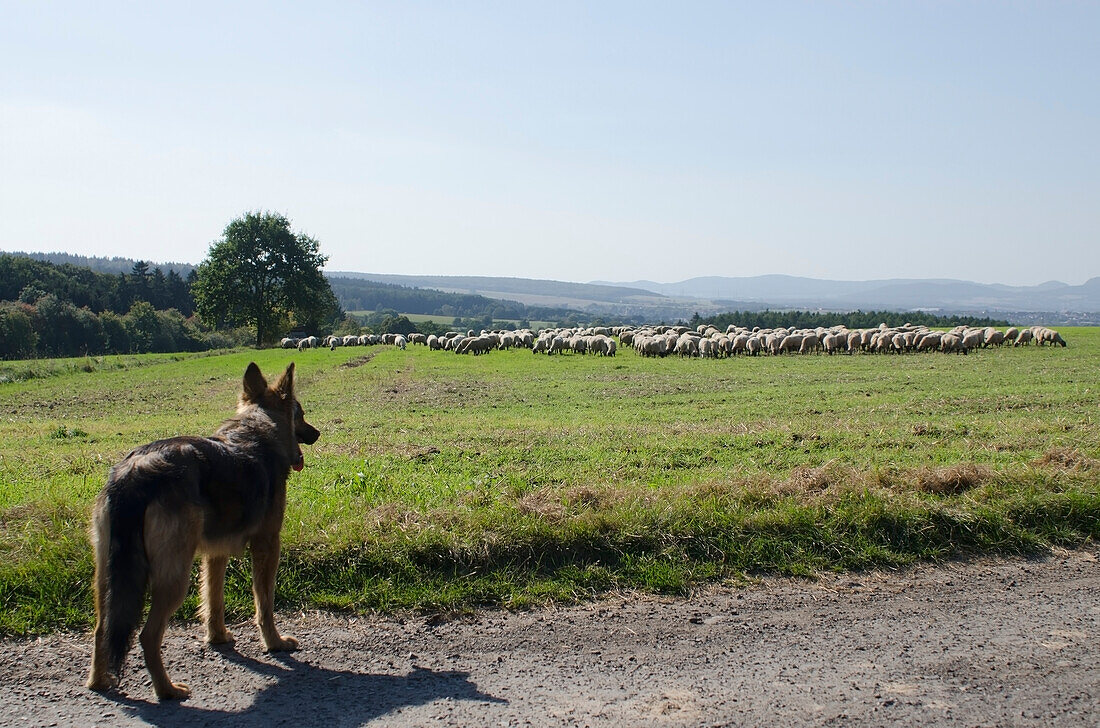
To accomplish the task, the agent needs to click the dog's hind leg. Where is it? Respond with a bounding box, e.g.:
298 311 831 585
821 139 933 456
140 507 196 700
140 557 193 700
86 505 117 692
250 533 298 652
200 554 234 645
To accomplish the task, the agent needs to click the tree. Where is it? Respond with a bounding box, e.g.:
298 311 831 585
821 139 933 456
192 212 339 347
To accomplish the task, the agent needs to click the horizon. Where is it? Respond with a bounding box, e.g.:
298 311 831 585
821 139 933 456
4 248 1093 291
2 3 1097 287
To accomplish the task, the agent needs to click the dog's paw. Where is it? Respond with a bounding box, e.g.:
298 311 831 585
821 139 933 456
206 628 235 646
86 672 119 693
155 682 191 701
264 635 299 653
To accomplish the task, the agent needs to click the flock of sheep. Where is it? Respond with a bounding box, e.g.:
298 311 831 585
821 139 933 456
280 323 1067 358
618 323 1066 357
280 333 408 351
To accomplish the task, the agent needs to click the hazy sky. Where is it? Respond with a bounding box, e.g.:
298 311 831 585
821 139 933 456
2 2 1097 286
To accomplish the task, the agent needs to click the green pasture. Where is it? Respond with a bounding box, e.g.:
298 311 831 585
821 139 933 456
347 310 559 330
1 330 1098 634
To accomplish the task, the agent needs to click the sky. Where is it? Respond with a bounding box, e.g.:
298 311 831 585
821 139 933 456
1 2 1097 286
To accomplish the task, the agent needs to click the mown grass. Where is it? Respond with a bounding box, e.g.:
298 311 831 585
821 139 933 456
1 330 1098 635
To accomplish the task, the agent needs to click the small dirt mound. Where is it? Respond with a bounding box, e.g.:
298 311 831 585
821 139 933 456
340 353 376 369
913 463 992 495
782 464 839 494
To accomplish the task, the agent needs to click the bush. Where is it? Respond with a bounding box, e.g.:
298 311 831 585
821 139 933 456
0 302 39 359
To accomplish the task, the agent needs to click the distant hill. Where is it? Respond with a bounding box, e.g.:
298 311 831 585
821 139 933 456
330 272 1100 324
327 272 717 323
593 275 1100 321
329 272 661 304
326 275 580 323
5 250 1096 325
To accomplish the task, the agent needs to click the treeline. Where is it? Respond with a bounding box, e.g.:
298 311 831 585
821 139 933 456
0 298 250 360
0 255 195 315
5 250 196 277
695 309 1011 331
328 276 577 324
0 255 249 360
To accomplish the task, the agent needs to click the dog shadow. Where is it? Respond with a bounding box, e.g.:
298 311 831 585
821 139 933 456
113 647 506 727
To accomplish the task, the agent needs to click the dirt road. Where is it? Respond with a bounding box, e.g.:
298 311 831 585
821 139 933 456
2 549 1096 727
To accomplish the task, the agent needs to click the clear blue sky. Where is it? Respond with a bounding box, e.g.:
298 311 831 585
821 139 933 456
2 2 1097 285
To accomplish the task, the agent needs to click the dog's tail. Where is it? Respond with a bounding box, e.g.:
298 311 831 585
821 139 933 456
90 484 150 682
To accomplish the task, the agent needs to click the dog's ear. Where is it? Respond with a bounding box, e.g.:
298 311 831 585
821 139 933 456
242 362 269 403
273 363 295 400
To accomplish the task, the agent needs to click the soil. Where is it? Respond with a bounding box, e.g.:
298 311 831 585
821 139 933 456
2 548 1097 727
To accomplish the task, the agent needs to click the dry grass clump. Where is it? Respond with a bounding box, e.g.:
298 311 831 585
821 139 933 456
513 484 633 523
912 463 992 495
363 503 432 533
1032 447 1098 471
780 464 844 495
514 489 568 522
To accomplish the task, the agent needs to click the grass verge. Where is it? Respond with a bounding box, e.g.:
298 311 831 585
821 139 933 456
2 460 1096 635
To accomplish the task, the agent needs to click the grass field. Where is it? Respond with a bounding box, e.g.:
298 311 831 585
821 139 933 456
347 311 560 330
1 330 1098 635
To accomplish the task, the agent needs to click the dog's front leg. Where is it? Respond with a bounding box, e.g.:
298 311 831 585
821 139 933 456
250 534 298 652
201 555 234 645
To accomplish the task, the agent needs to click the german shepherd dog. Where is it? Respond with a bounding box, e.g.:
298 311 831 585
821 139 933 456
86 362 320 700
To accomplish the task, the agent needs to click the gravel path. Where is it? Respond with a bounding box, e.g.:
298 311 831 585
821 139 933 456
2 548 1097 727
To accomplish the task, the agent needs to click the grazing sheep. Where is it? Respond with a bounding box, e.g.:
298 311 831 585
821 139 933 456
589 335 616 356
846 331 863 353
674 334 699 358
456 335 493 355
961 329 984 351
1033 327 1066 347
779 334 804 355
916 332 942 352
1004 327 1020 344
1014 328 1033 346
940 333 967 354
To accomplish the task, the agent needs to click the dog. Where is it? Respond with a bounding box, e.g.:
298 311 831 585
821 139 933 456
86 362 320 700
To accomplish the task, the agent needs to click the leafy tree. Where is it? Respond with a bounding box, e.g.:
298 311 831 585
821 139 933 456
124 301 160 353
378 314 417 335
192 212 339 347
0 302 39 359
332 314 364 336
100 311 130 353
